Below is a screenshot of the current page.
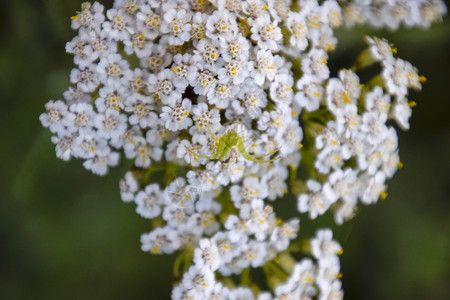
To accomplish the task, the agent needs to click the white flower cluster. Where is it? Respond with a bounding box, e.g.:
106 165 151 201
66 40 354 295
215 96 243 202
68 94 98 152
340 0 447 29
173 229 343 300
298 38 425 224
39 0 446 299
266 229 344 300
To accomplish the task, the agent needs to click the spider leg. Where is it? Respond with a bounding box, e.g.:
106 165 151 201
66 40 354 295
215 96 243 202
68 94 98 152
245 147 281 158
184 146 215 160
246 149 280 158
245 153 272 159
241 151 281 163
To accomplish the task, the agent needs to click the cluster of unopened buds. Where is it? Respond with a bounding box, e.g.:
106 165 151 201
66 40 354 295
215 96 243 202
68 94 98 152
40 0 446 298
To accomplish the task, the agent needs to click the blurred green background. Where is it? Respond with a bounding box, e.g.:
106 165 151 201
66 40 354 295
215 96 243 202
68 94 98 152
1 0 449 299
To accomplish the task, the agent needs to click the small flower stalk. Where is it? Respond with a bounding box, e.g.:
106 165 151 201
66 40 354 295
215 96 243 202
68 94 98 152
40 0 446 299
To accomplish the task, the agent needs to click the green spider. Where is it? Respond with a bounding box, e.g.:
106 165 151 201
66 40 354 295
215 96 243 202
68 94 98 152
184 130 281 164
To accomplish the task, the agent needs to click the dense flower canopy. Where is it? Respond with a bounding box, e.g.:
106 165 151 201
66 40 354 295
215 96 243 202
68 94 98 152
40 0 446 299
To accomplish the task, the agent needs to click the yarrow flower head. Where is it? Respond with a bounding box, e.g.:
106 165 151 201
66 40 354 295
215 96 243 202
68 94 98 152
40 0 446 298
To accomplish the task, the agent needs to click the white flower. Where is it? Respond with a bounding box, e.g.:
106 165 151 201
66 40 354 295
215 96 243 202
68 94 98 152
207 82 239 109
164 177 196 210
338 69 361 100
68 102 96 134
382 150 401 179
273 282 299 300
142 44 173 73
177 135 209 167
70 65 100 93
232 82 267 119
191 66 218 96
95 84 128 112
103 8 133 41
244 200 273 240
250 14 282 51
135 4 161 40
270 219 300 251
40 100 75 135
191 102 222 134
315 122 340 150
392 99 412 130
319 279 343 300
381 1 413 30
366 36 395 64
261 165 288 201
160 98 193 131
243 0 268 19
207 282 231 300
94 108 128 144
71 2 105 30
194 38 222 64
186 167 219 191
65 32 95 68
326 78 354 113
190 12 208 40
83 146 120 176
295 76 324 112
194 238 222 271
334 104 360 138
365 86 391 117
126 68 148 94
72 130 105 159
342 3 364 27
147 69 182 107
140 226 181 254
63 85 91 105
124 93 158 128
258 109 291 137
50 133 75 161
123 136 163 167
123 31 153 58
217 59 250 85
97 53 130 85
315 147 347 174
310 228 342 259
277 120 303 156
286 12 308 50
182 266 215 298
360 171 387 205
303 2 322 31
119 171 138 202
229 287 255 300
270 73 294 105
160 9 192 45
333 196 357 225
171 53 199 90
220 33 250 62
135 183 163 219
298 180 332 219
163 204 189 229
90 31 118 59
314 24 338 52
360 111 388 145
323 168 358 204
230 177 268 210
302 48 329 82
251 49 284 86
290 258 317 287
382 58 423 98
224 214 249 243
205 9 238 40
416 1 448 28
321 0 342 28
